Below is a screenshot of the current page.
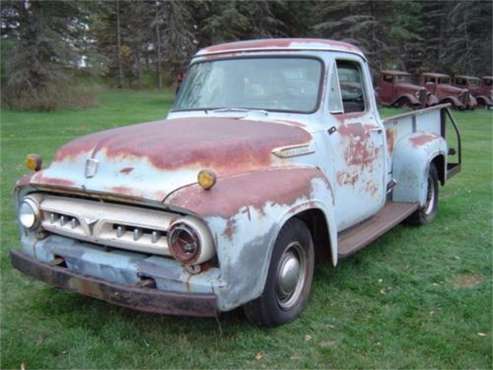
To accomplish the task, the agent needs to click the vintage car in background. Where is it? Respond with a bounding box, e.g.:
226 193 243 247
376 70 439 108
420 72 477 110
10 39 462 327
453 75 493 107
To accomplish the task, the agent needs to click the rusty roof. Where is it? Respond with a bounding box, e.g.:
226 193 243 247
455 75 480 80
196 38 364 58
421 72 450 78
381 70 410 76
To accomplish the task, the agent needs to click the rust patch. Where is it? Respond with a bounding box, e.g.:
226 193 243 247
386 127 396 154
111 186 140 197
365 180 379 197
31 174 75 188
338 123 379 168
336 171 359 186
409 133 439 147
201 38 362 55
452 274 484 288
53 118 311 177
223 218 237 240
120 167 134 175
167 167 325 219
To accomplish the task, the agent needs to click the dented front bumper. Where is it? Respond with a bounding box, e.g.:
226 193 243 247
12 234 222 316
10 250 218 317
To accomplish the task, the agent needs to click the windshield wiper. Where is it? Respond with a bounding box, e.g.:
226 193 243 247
209 107 269 116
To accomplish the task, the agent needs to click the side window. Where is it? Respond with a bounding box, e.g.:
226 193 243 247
383 74 393 83
336 60 366 113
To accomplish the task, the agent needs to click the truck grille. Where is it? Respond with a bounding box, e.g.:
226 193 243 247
39 195 176 255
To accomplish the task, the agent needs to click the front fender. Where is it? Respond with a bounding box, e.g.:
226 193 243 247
392 132 447 206
428 94 440 106
440 96 464 108
392 93 420 106
476 95 493 106
164 166 336 311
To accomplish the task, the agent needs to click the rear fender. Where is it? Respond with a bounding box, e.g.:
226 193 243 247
391 132 447 206
164 166 337 311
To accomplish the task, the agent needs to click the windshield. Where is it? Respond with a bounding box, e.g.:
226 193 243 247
395 75 411 83
173 57 323 113
438 77 450 84
468 79 480 87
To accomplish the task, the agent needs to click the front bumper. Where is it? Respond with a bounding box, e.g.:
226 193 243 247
10 250 218 317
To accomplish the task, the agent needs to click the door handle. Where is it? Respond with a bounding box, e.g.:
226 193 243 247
369 127 383 133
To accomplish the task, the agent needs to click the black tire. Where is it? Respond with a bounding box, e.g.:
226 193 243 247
406 164 439 225
243 218 315 327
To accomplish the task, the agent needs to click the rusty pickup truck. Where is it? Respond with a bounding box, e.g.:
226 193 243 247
421 72 477 110
10 39 462 327
377 70 438 108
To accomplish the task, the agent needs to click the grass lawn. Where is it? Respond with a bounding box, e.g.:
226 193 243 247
1 89 492 369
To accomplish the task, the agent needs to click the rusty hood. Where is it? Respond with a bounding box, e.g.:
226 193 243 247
29 117 311 202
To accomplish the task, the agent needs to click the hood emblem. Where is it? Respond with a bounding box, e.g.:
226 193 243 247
85 158 99 178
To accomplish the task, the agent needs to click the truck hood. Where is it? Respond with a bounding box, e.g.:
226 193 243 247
29 117 311 202
438 84 467 95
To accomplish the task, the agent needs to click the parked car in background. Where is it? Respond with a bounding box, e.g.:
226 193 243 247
377 70 438 108
453 75 493 107
10 39 462 327
420 72 477 110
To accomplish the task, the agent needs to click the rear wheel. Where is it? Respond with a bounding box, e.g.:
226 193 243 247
243 218 314 327
406 164 439 225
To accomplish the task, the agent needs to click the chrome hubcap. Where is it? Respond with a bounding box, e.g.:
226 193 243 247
276 242 306 310
424 176 435 215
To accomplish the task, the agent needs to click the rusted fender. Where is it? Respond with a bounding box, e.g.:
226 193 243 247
391 132 447 206
164 166 338 311
440 96 464 109
476 95 493 106
392 93 420 106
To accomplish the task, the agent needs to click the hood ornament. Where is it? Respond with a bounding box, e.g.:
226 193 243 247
85 158 99 178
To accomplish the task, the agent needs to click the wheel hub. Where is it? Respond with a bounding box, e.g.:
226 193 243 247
276 242 306 309
278 252 300 297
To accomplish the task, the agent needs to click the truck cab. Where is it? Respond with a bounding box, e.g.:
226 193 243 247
421 72 477 109
377 70 438 108
453 75 493 107
11 39 462 327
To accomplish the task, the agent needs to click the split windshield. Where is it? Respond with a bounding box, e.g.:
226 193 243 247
173 57 323 113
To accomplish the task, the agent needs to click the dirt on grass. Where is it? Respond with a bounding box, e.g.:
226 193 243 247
452 273 485 288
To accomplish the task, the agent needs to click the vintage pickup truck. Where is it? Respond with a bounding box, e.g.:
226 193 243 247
10 39 462 327
420 72 477 110
453 75 493 107
376 70 439 108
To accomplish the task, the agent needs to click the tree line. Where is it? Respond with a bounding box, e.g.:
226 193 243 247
1 0 491 110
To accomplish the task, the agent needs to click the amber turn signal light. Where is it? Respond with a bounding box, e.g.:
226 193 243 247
197 169 216 190
25 154 42 171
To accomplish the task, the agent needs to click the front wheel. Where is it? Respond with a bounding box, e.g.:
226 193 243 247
406 164 439 225
243 218 314 327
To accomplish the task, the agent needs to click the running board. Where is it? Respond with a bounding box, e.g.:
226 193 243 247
337 202 419 258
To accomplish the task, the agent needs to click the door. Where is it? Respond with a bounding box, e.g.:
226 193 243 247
325 59 386 231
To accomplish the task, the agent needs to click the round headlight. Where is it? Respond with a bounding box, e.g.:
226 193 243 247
167 217 215 265
168 223 201 264
18 198 40 229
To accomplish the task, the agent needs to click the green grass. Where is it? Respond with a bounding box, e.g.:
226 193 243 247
1 90 492 369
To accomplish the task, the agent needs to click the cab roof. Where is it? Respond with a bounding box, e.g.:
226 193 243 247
483 76 493 80
422 72 450 78
455 75 480 80
381 70 410 76
196 38 365 58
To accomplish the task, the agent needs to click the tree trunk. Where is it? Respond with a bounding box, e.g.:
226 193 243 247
155 2 163 90
116 0 124 88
